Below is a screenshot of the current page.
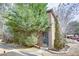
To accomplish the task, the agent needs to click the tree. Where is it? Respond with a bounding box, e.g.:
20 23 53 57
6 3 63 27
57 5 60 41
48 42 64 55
3 3 48 46
58 3 79 34
66 21 79 35
51 10 65 50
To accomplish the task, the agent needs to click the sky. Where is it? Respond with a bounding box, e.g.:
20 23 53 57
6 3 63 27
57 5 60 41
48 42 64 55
46 3 59 11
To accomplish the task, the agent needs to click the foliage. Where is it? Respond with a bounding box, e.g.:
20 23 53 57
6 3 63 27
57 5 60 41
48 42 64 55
3 3 48 46
24 33 38 46
50 10 65 50
66 21 79 34
58 3 79 33
54 16 65 50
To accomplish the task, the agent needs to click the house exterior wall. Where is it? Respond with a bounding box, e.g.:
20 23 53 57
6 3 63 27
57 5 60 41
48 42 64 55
48 12 55 49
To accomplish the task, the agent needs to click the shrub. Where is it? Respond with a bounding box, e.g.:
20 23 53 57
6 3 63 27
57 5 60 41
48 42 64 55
24 34 38 46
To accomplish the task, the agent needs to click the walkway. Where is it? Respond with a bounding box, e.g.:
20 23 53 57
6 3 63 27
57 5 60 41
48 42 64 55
0 39 79 56
0 39 44 56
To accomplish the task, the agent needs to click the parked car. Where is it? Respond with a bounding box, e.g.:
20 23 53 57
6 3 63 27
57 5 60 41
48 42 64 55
66 34 79 41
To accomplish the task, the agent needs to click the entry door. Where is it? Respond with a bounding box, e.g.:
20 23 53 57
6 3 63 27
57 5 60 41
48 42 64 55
43 32 49 47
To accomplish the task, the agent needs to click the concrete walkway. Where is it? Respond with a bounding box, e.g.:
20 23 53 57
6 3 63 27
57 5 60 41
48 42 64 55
1 39 79 56
0 39 44 56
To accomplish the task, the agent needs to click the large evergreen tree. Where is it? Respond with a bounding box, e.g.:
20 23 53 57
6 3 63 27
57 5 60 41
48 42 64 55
3 3 49 46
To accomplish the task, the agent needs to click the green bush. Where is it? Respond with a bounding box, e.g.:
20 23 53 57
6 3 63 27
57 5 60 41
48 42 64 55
3 4 48 46
13 32 38 46
24 34 38 46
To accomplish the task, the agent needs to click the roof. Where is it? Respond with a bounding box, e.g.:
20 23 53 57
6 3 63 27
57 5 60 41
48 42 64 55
46 3 60 11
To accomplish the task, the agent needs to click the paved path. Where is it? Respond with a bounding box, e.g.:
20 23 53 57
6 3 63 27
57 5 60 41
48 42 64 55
0 39 44 56
42 39 79 56
1 39 79 56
